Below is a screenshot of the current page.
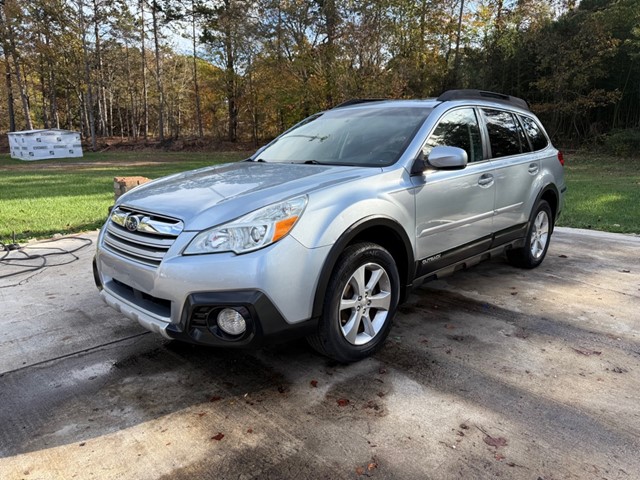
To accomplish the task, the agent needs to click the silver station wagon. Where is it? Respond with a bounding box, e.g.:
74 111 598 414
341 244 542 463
94 89 566 362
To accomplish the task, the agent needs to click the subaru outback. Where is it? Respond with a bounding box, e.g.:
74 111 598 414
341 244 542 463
94 89 566 362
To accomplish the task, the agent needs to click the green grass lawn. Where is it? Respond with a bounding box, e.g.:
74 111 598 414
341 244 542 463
0 151 638 243
0 151 248 242
557 153 640 234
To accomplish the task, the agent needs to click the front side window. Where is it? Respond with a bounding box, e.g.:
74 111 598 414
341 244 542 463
520 115 549 151
482 109 522 158
422 108 483 163
256 106 432 167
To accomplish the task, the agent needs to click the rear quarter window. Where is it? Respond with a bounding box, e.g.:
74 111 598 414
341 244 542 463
519 116 549 151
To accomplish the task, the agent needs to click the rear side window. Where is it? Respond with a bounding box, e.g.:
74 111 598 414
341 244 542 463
423 108 484 163
516 119 532 153
482 109 521 158
520 116 548 151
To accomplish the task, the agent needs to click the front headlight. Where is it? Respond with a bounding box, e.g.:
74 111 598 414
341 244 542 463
183 195 308 255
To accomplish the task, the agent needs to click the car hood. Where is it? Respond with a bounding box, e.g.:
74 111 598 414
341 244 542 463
118 161 376 230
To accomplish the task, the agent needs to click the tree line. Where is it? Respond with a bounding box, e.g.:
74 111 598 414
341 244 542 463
1 0 639 148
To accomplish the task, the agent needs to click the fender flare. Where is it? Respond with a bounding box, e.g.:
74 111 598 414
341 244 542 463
311 216 415 319
534 183 560 230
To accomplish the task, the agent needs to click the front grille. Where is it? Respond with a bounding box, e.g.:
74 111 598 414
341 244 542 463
103 207 183 267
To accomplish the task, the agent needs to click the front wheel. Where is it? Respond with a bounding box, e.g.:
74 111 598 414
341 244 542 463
308 242 400 363
507 200 553 269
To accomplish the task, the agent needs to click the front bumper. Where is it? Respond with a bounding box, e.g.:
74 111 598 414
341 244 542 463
94 229 329 347
169 291 316 347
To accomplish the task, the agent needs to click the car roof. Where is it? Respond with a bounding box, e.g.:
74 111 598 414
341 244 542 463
333 90 531 114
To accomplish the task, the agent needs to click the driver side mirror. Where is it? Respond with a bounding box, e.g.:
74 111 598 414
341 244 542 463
411 146 468 174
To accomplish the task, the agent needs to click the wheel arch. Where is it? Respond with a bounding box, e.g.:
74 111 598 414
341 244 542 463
536 184 560 231
311 216 415 319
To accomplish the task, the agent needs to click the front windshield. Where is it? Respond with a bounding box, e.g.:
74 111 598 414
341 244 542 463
256 106 432 167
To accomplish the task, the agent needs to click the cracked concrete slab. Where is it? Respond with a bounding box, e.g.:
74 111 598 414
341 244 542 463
0 227 638 479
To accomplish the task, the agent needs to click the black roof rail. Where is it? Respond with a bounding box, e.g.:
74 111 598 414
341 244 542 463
332 98 388 109
437 89 530 111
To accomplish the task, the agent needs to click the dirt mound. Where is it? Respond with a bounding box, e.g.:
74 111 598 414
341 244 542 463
1 134 259 154
96 136 257 152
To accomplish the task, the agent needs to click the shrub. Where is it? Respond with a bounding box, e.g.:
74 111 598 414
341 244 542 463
602 129 640 157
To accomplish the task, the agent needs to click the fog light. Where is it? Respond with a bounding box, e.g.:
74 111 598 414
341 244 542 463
217 308 247 335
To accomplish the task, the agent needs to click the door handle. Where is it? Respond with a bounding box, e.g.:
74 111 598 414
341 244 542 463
478 174 494 187
528 163 539 174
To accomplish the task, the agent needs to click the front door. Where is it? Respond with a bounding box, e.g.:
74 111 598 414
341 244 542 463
412 107 495 276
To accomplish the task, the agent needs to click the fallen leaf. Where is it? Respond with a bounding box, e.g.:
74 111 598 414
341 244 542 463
310 380 318 388
337 398 350 407
209 395 222 402
368 461 378 471
460 423 469 430
197 412 207 417
246 428 253 433
378 367 387 374
376 391 385 398
483 435 508 448
356 466 365 475
620 269 630 273
211 433 224 441
558 254 568 258
79 442 86 447
495 453 505 461
510 292 518 295
572 348 601 356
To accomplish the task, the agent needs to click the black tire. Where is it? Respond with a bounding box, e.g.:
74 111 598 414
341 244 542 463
507 200 553 269
307 242 400 363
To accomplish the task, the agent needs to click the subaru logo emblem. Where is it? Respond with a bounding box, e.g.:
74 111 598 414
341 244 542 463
125 214 140 232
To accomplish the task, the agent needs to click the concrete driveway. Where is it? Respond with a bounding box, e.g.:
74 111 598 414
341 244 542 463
0 227 638 479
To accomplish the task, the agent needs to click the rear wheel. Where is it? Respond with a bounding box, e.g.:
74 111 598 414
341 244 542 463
507 200 553 269
308 242 400 363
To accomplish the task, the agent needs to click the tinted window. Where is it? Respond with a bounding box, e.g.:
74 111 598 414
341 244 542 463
520 116 548 151
483 109 521 158
516 119 532 153
423 108 483 163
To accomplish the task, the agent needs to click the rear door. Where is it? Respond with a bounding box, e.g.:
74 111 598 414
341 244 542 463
480 108 537 239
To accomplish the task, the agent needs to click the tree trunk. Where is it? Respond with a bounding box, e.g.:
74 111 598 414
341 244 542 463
191 0 203 138
0 3 33 130
223 0 237 142
321 0 337 107
39 54 49 128
140 0 149 140
124 38 137 139
452 0 465 87
3 53 16 132
45 34 60 128
78 0 97 150
92 0 108 137
151 0 165 141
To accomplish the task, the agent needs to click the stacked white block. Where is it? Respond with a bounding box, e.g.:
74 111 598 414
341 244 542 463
8 129 83 160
